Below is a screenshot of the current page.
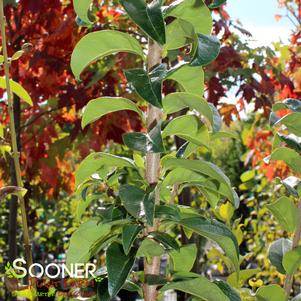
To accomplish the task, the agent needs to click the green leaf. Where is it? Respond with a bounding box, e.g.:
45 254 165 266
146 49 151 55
162 115 210 147
0 77 32 106
272 112 301 136
73 0 93 24
75 152 135 187
179 217 239 272
277 133 301 154
119 185 145 218
107 242 136 297
214 280 242 301
162 92 213 126
273 98 301 113
283 246 301 275
165 19 195 50
268 238 292 274
208 0 227 8
240 170 256 183
209 103 222 132
165 0 212 35
268 147 301 174
143 189 156 227
166 64 204 96
162 158 239 208
122 224 143 255
191 34 220 66
125 64 166 108
82 97 143 128
162 167 207 187
96 278 111 301
281 176 301 197
122 123 164 154
155 204 181 221
120 0 166 45
137 238 165 257
66 218 111 267
255 285 287 301
267 196 298 232
227 269 259 288
176 141 199 159
150 231 179 250
71 30 144 79
160 277 230 301
169 244 197 272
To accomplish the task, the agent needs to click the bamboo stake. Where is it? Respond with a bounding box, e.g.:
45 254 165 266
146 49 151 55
0 0 33 278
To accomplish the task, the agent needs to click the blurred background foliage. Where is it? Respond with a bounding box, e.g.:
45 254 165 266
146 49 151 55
1 0 301 299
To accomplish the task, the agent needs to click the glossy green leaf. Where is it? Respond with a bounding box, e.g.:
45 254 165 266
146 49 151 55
209 102 222 132
66 218 111 267
179 217 239 271
273 98 301 113
122 224 143 255
166 64 204 96
227 269 259 289
96 279 111 301
208 0 227 8
137 238 164 257
143 190 156 226
268 147 301 174
75 152 135 187
71 30 144 79
165 0 212 35
107 242 136 297
162 92 213 125
272 112 301 136
162 158 239 207
277 133 301 153
176 141 199 158
125 64 166 108
162 167 207 187
191 34 220 66
281 176 301 197
268 238 292 274
82 97 143 128
119 185 145 218
255 285 287 301
169 244 197 272
0 77 33 106
211 131 239 140
161 277 230 301
155 204 181 221
283 246 301 275
214 280 242 301
123 123 164 153
267 196 298 232
73 0 93 24
165 19 195 50
162 115 210 147
151 231 179 250
120 0 166 45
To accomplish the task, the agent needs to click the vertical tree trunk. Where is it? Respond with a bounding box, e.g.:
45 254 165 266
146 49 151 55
143 38 162 301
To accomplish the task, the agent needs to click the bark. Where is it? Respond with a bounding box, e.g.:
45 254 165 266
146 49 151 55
143 38 162 301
